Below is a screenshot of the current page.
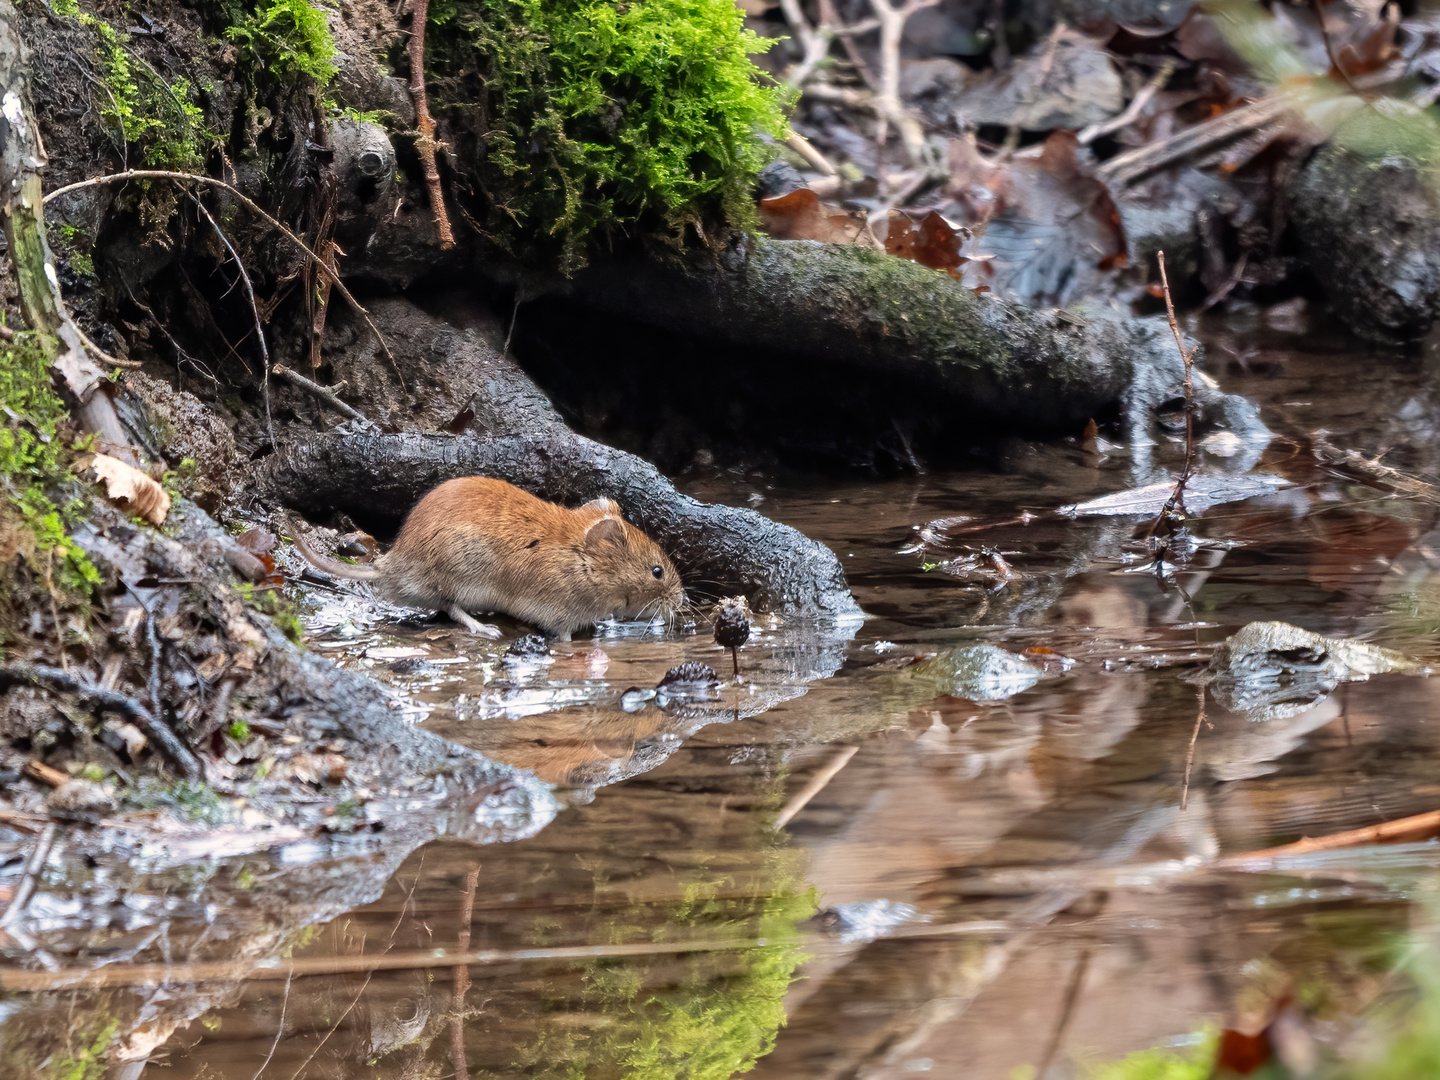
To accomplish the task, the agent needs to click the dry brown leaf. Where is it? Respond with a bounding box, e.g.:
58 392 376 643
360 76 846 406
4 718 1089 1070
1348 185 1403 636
82 453 171 525
758 188 875 246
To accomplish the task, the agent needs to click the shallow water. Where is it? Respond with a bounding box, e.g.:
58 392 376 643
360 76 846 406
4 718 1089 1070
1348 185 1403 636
11 320 1440 1078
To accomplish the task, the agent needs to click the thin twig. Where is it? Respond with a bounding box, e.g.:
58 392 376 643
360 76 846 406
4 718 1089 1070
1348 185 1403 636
273 364 372 427
1160 251 1197 494
42 170 396 367
785 130 838 176
1181 681 1209 810
0 663 202 779
407 0 456 248
867 0 939 167
285 855 428 1080
817 0 880 92
1036 947 1093 1076
140 590 162 719
72 323 141 368
192 673 237 746
1145 250 1198 545
249 971 293 1080
452 864 480 1080
1217 806 1440 865
0 823 58 929
193 197 275 449
776 745 859 828
0 936 771 992
1309 0 1361 95
1077 61 1175 146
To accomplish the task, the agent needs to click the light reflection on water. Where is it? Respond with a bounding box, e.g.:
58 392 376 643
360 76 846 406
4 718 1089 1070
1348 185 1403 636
9 329 1440 1077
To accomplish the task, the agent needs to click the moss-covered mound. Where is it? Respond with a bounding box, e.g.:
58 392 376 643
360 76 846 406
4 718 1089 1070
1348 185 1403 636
426 0 789 270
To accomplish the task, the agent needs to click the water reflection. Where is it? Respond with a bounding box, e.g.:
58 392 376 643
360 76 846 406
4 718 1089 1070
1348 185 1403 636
11 329 1440 1076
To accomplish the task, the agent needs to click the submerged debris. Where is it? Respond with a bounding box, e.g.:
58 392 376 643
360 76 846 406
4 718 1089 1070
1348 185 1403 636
1202 620 1417 721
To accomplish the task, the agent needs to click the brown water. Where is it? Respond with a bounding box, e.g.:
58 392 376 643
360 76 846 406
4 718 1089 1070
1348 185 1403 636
10 322 1440 1078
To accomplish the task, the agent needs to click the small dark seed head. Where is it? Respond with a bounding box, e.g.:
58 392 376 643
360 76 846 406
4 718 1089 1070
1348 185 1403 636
713 597 751 651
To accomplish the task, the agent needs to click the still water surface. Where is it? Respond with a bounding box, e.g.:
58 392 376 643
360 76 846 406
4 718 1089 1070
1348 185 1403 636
16 324 1440 1077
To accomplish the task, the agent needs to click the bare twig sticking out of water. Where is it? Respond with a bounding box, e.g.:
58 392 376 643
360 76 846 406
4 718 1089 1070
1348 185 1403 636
1145 251 1200 566
1181 681 1210 811
452 864 480 1080
407 0 456 248
776 745 859 828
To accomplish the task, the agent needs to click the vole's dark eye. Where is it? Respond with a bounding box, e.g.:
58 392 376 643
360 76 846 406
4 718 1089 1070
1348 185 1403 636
651 566 663 579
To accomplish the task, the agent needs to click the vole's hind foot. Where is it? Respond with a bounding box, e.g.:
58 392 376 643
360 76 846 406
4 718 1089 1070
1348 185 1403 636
447 605 502 638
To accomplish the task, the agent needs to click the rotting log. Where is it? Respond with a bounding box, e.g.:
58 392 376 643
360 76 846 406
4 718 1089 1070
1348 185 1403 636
256 430 861 617
561 237 1269 447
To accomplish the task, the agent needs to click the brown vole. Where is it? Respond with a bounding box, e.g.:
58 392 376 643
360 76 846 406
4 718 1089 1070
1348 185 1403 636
288 477 685 639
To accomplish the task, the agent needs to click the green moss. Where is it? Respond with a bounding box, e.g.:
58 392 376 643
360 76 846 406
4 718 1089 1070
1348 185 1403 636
427 0 789 270
507 860 815 1080
127 778 228 824
74 12 211 174
222 0 339 86
1069 1030 1216 1080
227 717 252 743
0 334 102 604
236 582 305 644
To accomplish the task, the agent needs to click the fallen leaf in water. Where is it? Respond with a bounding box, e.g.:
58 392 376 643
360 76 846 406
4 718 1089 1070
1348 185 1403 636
1059 473 1291 517
82 453 170 525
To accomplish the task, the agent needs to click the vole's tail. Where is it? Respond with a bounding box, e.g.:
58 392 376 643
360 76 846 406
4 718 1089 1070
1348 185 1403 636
286 514 383 581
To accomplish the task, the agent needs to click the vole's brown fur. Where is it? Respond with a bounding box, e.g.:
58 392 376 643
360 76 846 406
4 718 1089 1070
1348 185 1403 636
289 477 685 639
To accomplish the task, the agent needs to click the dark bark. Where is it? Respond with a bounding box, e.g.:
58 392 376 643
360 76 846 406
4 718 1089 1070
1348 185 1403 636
559 237 1269 445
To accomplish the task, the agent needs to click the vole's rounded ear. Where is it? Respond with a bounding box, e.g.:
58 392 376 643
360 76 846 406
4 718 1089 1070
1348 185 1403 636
581 497 622 515
583 516 627 552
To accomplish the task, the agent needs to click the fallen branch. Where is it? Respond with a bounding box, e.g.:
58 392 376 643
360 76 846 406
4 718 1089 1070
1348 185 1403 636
868 0 940 169
273 363 373 427
776 744 858 827
407 0 456 249
1077 61 1175 146
0 663 202 779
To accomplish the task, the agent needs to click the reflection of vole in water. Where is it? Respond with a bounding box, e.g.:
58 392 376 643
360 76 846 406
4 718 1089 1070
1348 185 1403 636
289 477 685 639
